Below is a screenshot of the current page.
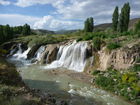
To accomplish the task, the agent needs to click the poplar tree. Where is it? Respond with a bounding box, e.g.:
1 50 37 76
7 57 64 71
124 2 130 31
112 6 119 31
84 17 94 32
118 2 130 32
84 19 90 32
89 17 94 32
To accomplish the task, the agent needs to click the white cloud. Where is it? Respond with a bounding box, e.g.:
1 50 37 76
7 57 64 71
0 0 11 5
15 0 65 7
0 0 140 30
131 10 140 17
0 14 82 30
0 14 40 26
33 15 82 30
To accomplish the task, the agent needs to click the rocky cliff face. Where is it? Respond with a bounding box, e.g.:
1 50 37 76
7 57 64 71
95 41 140 71
3 39 140 72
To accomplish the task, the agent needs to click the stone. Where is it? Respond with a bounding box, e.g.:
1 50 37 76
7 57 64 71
40 44 59 64
27 45 41 59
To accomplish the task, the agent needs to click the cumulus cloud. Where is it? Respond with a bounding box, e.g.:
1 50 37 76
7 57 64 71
33 15 82 30
0 0 11 5
0 14 82 30
0 0 140 30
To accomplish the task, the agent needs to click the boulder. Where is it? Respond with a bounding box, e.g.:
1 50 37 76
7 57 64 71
40 44 59 64
27 45 41 59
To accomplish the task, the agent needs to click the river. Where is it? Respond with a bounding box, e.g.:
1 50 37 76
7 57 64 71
7 41 133 105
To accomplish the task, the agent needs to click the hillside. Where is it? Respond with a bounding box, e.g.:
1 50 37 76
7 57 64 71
94 18 140 31
32 29 55 35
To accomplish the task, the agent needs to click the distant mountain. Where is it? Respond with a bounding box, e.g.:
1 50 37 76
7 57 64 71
32 29 78 35
55 30 78 34
32 29 55 35
94 23 112 31
94 18 140 31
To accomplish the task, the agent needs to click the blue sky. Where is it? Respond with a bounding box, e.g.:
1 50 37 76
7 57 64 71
0 0 140 30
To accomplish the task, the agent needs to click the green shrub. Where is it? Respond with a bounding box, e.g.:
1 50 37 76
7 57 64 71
135 20 140 34
94 68 140 104
107 42 121 50
83 33 94 40
132 64 140 72
76 38 83 42
95 76 114 90
92 70 100 75
122 72 138 83
92 37 104 51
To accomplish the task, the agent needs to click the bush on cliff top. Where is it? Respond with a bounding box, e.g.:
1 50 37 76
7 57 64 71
107 42 121 50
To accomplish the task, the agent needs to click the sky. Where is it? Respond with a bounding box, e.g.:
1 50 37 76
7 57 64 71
0 0 140 31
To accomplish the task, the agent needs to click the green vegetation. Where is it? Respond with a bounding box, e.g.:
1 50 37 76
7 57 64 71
0 24 31 44
107 42 121 50
22 24 31 35
92 37 104 51
135 20 140 34
112 6 119 31
93 68 140 105
118 3 130 32
14 34 69 47
84 17 94 32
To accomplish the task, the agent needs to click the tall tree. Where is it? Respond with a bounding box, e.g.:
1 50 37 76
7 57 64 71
84 19 90 32
118 2 130 32
89 17 94 32
124 2 130 31
118 7 125 32
84 17 94 32
112 6 119 31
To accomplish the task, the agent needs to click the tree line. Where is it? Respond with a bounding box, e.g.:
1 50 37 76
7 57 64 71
84 2 131 33
0 24 31 44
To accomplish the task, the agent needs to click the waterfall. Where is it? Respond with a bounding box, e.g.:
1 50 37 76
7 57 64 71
34 46 45 61
13 44 31 60
8 44 31 66
45 41 88 72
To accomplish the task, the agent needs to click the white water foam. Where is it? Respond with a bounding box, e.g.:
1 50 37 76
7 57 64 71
9 44 31 66
44 41 88 72
34 46 45 61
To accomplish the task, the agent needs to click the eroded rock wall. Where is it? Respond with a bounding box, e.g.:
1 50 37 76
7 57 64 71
97 42 140 71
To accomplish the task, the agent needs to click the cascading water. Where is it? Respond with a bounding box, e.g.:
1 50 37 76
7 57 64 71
44 41 88 72
13 44 31 60
34 46 45 61
8 44 31 66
